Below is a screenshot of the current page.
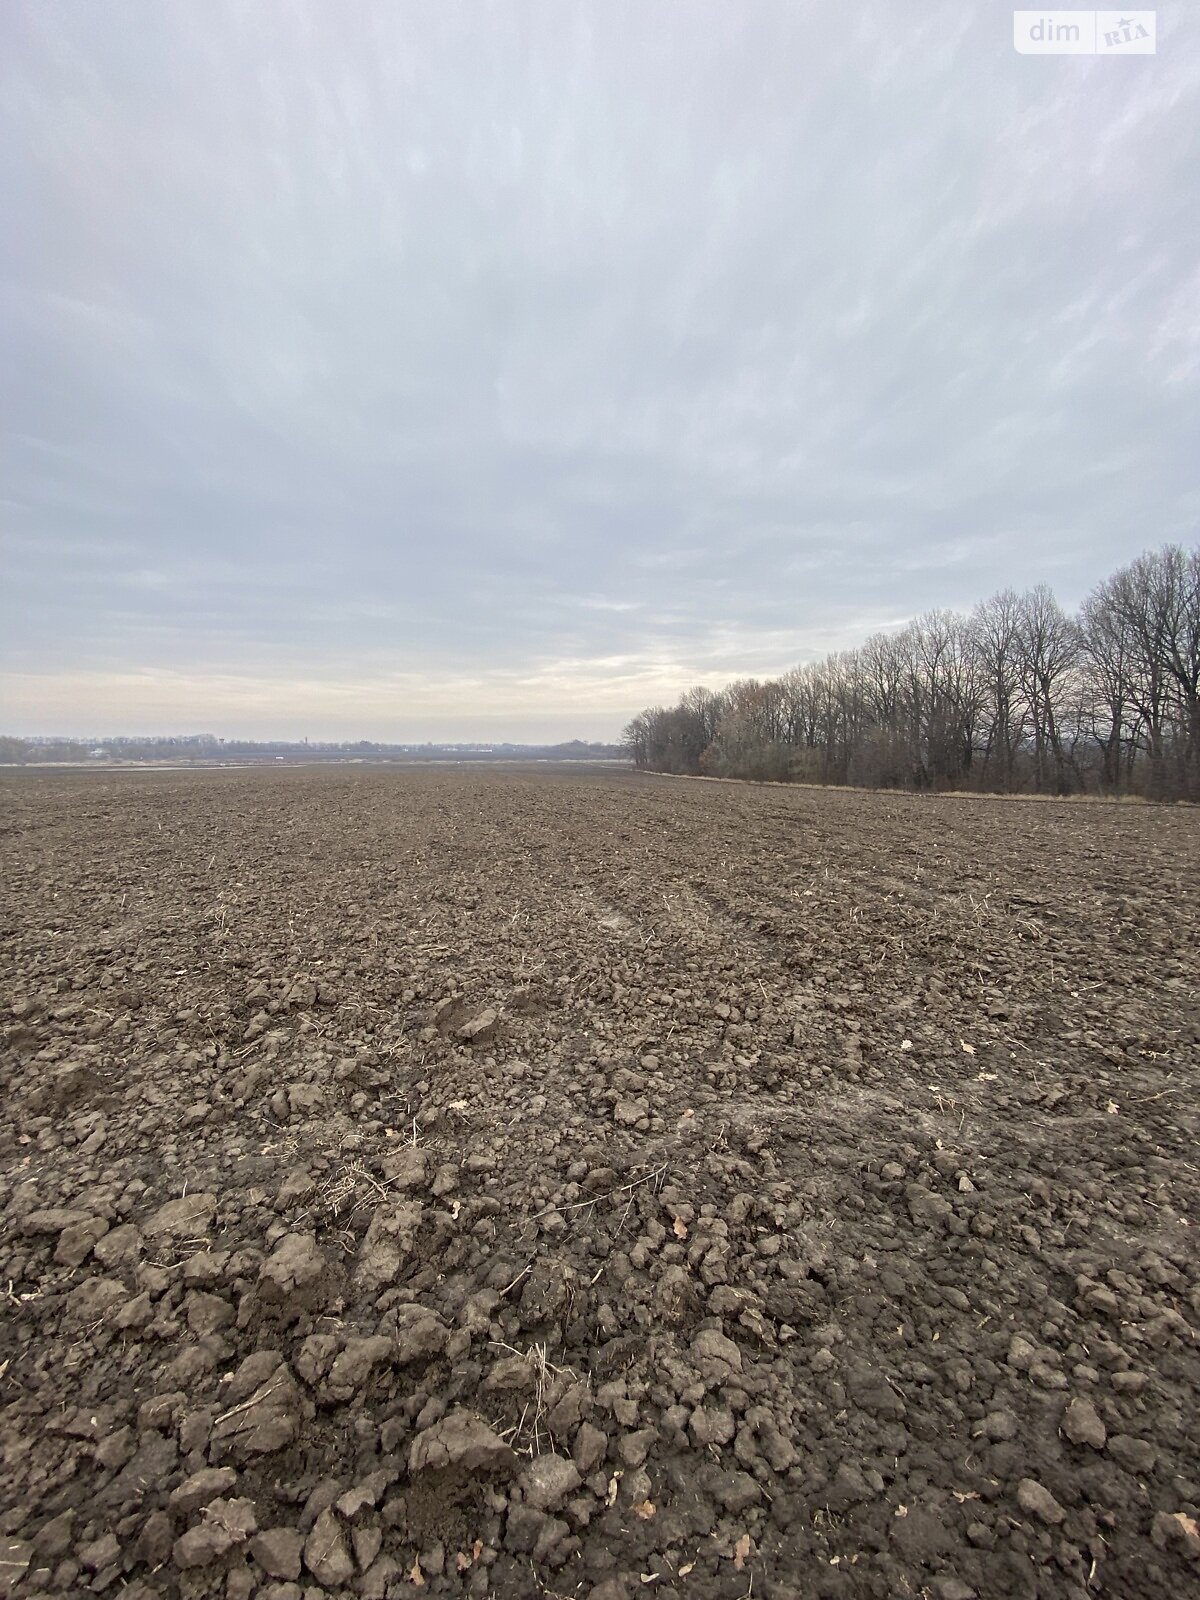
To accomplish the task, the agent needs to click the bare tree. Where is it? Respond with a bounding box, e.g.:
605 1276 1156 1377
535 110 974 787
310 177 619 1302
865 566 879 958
1016 586 1081 793
1103 553 1176 796
972 589 1027 791
1081 583 1138 792
1155 544 1200 799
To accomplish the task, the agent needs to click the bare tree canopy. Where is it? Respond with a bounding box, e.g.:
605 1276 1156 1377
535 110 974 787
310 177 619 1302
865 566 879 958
624 544 1200 801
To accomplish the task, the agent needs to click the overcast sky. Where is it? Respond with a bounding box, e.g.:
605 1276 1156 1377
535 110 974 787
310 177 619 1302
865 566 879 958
2 2 1198 741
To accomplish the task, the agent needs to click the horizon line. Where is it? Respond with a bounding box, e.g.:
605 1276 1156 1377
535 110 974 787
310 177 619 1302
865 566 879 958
1 731 624 747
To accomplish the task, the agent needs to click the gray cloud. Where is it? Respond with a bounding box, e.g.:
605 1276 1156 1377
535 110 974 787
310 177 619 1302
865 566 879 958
2 0 1198 738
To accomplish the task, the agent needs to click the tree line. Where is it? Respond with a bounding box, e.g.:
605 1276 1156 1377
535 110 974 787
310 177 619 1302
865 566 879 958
622 543 1200 801
0 735 625 766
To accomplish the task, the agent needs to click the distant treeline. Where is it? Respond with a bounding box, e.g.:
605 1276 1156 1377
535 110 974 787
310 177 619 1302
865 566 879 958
0 735 623 766
623 544 1200 801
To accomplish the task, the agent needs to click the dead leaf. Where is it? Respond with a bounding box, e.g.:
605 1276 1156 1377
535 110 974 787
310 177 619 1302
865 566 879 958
606 1471 622 1507
1106 1100 1120 1114
678 1562 694 1576
952 1490 980 1502
961 1040 976 1055
409 1558 425 1586
632 1499 657 1519
733 1533 751 1570
894 1504 908 1517
900 1039 913 1051
473 1540 482 1560
672 1216 688 1239
640 1575 660 1586
1169 1512 1199 1539
455 1552 471 1574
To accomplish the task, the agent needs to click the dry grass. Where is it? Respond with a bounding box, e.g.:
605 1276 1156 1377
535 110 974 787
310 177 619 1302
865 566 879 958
643 770 1189 805
489 1340 579 1457
938 788 1151 804
317 1158 390 1220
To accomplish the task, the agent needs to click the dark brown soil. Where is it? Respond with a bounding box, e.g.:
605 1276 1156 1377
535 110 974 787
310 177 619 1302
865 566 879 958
1 765 1197 1600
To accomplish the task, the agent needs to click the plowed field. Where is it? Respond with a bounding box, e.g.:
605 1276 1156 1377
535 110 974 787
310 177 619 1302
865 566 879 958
2 765 1197 1600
